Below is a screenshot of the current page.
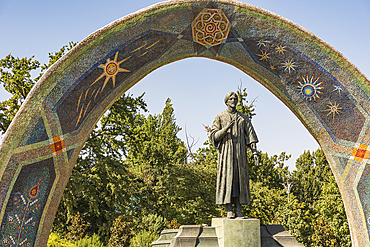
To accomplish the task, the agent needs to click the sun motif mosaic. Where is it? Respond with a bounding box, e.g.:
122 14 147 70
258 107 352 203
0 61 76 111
192 9 230 47
297 72 325 101
91 51 130 90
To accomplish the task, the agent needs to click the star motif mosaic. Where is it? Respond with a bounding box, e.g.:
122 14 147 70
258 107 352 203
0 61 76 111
256 50 270 61
275 45 286 54
192 9 230 47
257 39 270 48
332 85 344 96
281 59 296 73
325 101 342 119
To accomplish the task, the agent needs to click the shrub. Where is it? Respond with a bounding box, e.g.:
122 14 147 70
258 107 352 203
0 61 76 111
75 234 105 247
108 216 133 247
129 231 159 247
47 232 75 247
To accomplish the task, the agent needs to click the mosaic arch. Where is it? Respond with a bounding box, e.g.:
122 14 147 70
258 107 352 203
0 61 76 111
0 0 369 246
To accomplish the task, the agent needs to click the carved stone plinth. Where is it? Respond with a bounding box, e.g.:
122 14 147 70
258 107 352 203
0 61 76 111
212 218 261 247
151 221 303 247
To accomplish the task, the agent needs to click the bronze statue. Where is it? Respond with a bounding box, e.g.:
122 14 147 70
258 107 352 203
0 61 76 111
210 92 259 218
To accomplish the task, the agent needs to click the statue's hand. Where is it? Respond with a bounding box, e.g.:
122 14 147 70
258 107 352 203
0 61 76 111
226 119 235 129
253 154 259 166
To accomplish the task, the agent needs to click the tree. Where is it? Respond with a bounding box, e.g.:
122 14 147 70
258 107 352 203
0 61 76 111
0 42 76 134
123 98 188 219
53 93 148 243
248 151 290 189
0 54 40 132
310 216 339 247
291 149 332 204
312 176 351 246
129 214 166 247
108 216 132 247
66 212 89 242
287 148 350 246
236 85 256 118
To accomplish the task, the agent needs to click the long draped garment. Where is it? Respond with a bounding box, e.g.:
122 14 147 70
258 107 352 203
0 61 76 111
211 110 258 205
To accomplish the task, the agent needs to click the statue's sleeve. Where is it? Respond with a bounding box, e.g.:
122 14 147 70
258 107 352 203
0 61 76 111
245 117 258 145
210 114 222 150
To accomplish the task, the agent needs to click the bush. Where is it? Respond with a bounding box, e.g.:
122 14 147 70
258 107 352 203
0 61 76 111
133 214 166 235
47 232 75 247
66 212 89 242
75 234 105 247
129 231 159 247
108 216 133 247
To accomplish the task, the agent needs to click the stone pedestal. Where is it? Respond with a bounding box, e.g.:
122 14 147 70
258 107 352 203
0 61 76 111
212 218 261 247
152 229 179 247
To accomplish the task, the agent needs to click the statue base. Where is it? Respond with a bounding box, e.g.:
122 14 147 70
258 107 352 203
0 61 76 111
151 219 303 247
212 218 260 247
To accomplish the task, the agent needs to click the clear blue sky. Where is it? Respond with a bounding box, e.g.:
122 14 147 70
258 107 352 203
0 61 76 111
0 0 369 170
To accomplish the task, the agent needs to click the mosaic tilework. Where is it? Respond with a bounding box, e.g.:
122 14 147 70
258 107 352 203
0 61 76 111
192 8 230 47
0 1 369 246
0 159 55 247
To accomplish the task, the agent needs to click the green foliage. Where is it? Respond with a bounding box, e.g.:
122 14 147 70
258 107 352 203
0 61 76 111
165 219 181 229
132 214 166 236
53 93 147 243
312 176 351 246
243 181 286 224
275 196 314 246
75 234 105 247
236 86 256 119
129 231 159 247
163 160 220 225
66 212 89 242
0 42 76 134
108 216 132 247
310 216 339 247
0 54 39 132
48 232 105 247
124 98 188 220
48 232 76 247
248 151 291 189
291 149 332 204
284 149 350 246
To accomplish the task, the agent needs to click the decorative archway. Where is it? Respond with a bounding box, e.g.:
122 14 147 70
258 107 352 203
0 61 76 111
0 0 369 246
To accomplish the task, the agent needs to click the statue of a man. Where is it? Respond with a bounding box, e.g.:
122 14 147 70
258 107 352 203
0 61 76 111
210 92 259 218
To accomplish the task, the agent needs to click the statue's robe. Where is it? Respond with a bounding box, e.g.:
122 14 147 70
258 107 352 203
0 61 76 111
211 110 258 205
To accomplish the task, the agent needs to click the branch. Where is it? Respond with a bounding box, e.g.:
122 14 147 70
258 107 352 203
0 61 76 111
184 124 199 163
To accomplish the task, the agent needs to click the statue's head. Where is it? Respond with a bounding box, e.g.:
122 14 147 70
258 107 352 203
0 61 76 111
224 92 238 108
